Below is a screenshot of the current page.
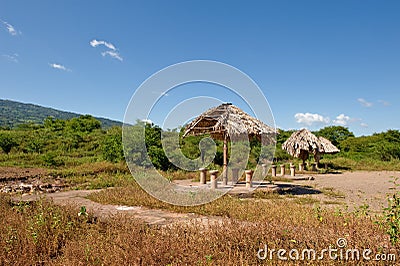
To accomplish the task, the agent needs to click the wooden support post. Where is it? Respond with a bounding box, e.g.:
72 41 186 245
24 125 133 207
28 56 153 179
290 164 296 177
222 134 228 186
280 164 286 176
210 170 219 189
231 168 239 185
299 163 306 172
271 165 277 177
199 168 207 184
245 170 253 189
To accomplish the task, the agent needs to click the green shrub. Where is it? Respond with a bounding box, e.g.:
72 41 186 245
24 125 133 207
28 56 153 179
0 132 18 154
381 177 400 244
102 127 124 163
42 152 64 167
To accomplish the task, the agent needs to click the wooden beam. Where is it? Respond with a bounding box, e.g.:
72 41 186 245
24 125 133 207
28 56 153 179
222 133 228 186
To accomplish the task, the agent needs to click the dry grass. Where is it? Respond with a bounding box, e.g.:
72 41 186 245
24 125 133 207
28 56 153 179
327 157 400 171
1 190 398 265
1 164 399 265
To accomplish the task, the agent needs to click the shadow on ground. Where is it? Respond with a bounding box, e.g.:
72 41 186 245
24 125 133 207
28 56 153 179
277 184 322 195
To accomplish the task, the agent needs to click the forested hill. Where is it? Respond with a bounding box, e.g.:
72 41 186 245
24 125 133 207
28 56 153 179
0 99 122 129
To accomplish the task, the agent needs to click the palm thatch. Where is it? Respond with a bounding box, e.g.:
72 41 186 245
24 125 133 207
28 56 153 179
282 129 340 165
318 136 340 154
183 103 276 185
282 129 322 162
183 103 276 141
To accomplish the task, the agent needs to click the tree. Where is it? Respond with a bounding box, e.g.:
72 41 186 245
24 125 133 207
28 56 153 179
0 132 18 154
315 126 354 147
44 116 66 131
102 127 124 162
67 115 101 133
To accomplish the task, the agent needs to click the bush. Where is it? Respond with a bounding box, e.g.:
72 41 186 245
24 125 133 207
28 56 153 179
380 177 400 244
42 152 64 167
0 132 18 154
102 127 124 163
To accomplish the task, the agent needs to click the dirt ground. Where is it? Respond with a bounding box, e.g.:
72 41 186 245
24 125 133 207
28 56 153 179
0 166 47 181
0 166 65 193
289 171 400 212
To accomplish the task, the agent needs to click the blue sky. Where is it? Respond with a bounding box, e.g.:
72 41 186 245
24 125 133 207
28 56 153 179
1 0 399 136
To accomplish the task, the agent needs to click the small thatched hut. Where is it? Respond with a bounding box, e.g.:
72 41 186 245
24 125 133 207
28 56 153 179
183 103 276 184
281 128 323 164
282 129 340 166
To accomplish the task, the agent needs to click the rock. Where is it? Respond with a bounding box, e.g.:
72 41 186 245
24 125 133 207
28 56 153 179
19 183 33 193
1 186 13 193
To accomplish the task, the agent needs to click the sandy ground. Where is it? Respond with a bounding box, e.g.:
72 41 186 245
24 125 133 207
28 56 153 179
289 171 400 212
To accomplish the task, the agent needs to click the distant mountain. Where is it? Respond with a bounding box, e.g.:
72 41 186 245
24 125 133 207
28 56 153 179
0 99 122 129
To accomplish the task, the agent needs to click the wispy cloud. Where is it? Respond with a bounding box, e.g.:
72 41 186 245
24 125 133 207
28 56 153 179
49 63 71 72
378 100 390 106
357 98 373 107
333 114 351 126
294 113 330 126
2 53 18 63
101 50 123 61
90 39 116 50
360 123 368 128
1 19 21 36
90 39 123 61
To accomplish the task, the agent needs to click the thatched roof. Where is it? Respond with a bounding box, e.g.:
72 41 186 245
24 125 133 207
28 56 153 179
282 129 341 159
182 103 276 141
318 136 340 154
282 128 322 158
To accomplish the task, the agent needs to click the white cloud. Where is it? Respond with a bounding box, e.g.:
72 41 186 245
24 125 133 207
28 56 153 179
142 119 153 124
378 100 390 106
90 39 122 61
103 42 116 50
101 51 123 61
1 19 20 36
2 53 18 63
49 63 71 71
357 98 373 107
90 39 116 50
90 39 102 47
294 113 330 126
360 123 368 128
333 114 351 126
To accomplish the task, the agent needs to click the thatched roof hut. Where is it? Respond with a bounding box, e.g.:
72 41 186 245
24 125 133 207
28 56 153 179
282 129 340 165
183 103 276 184
282 128 322 163
183 103 276 141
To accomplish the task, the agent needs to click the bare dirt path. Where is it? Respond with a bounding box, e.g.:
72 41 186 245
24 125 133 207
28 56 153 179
289 171 400 211
13 190 221 226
